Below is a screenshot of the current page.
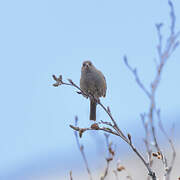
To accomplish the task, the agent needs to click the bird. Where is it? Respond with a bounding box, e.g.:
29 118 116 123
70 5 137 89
80 60 107 121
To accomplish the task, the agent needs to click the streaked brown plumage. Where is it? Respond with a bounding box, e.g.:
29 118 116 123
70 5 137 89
80 61 107 120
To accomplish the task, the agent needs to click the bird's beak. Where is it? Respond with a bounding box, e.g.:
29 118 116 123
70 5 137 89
85 64 89 69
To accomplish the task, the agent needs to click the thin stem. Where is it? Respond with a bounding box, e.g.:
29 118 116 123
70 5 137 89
73 117 93 180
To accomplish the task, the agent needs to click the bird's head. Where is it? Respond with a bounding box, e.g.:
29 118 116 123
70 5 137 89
81 60 94 72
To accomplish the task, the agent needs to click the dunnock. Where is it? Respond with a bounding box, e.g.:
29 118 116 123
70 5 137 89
80 61 107 120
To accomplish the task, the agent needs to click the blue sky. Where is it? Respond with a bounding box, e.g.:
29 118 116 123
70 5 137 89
0 0 180 179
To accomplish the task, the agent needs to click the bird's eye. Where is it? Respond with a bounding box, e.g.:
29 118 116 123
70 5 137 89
83 63 86 67
88 62 92 66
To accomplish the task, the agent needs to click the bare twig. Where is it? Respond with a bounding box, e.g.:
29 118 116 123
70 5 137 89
100 134 114 180
123 56 151 99
141 114 153 168
98 103 129 143
73 116 93 180
53 75 156 179
157 110 176 180
141 114 153 180
69 171 73 180
100 160 110 180
124 1 179 180
70 123 119 137
149 1 178 178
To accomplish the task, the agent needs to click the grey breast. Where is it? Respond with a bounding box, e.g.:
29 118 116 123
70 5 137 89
81 70 104 97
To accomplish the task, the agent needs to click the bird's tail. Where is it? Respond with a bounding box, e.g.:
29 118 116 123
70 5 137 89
90 100 96 121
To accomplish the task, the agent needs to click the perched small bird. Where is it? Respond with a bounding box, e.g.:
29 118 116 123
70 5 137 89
80 61 107 121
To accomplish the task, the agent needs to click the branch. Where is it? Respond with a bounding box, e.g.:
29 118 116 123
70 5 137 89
69 171 73 180
52 76 156 179
100 134 114 180
124 1 179 179
149 2 178 178
157 110 176 180
123 56 151 99
70 123 119 137
141 113 153 171
73 116 93 180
